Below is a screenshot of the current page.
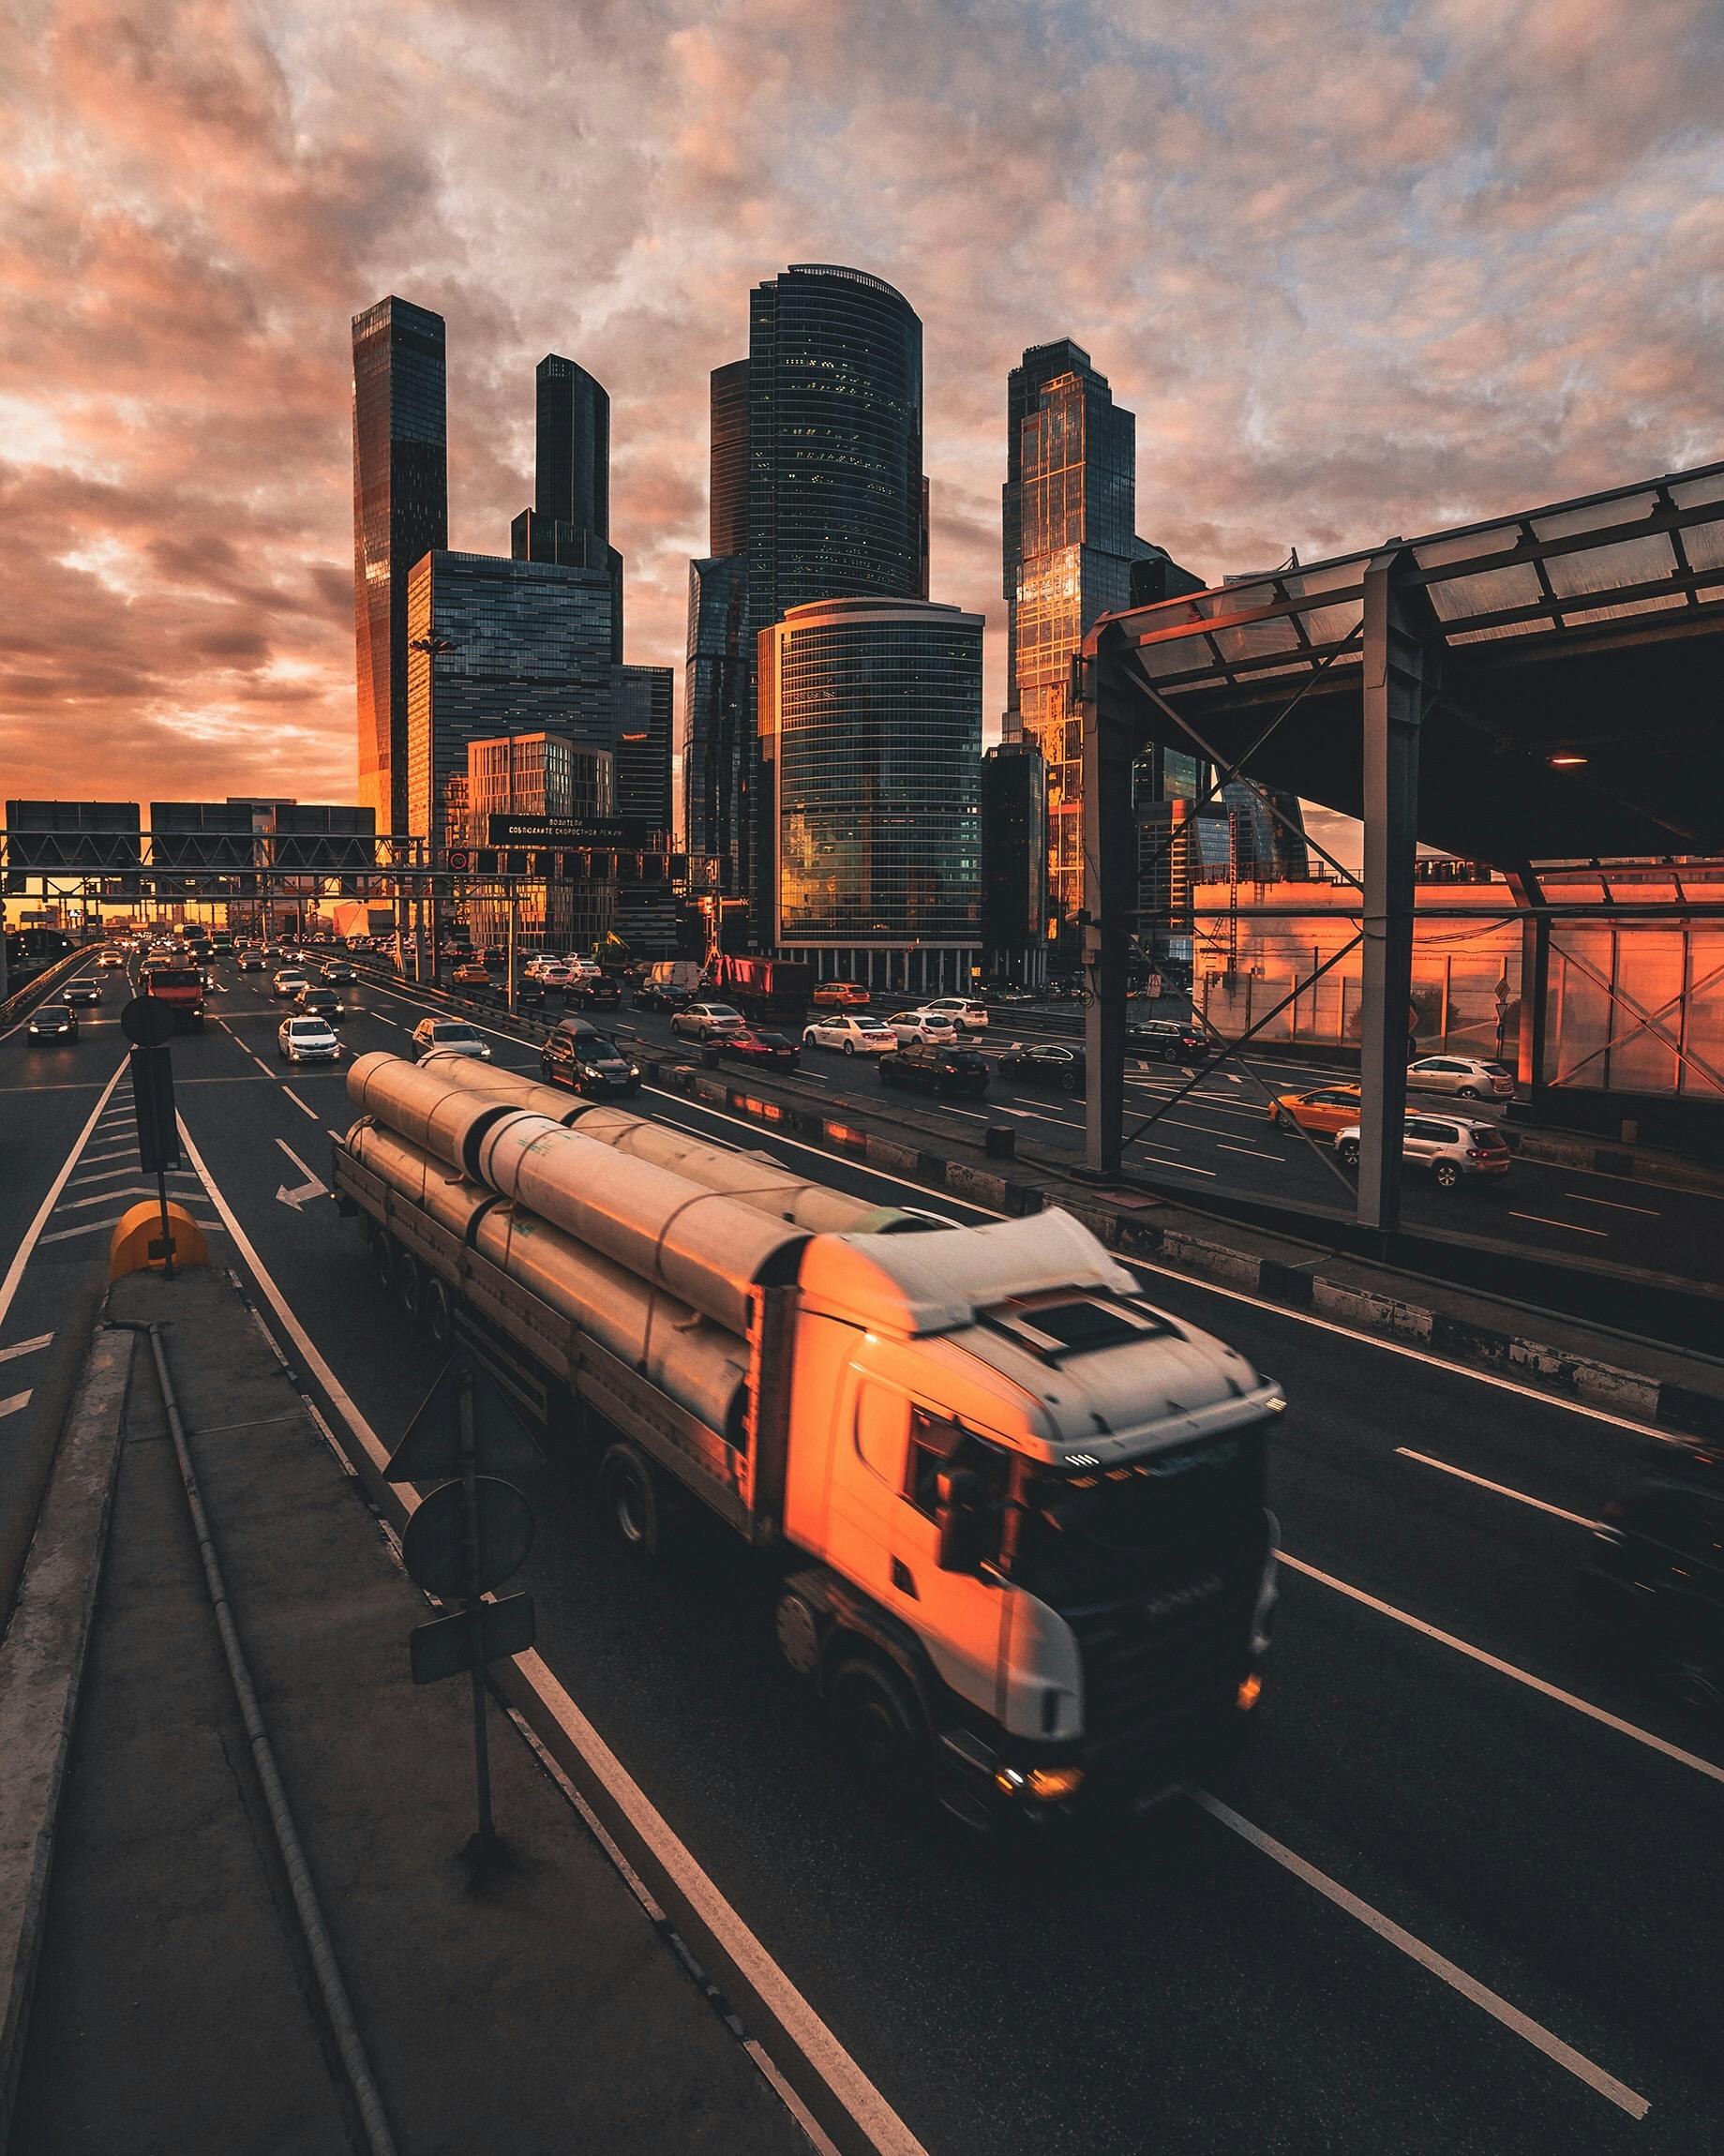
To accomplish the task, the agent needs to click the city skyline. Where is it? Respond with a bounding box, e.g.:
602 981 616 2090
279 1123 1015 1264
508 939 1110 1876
3 0 1718 818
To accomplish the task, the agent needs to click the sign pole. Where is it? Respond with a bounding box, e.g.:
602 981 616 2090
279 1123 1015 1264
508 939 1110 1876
156 1162 175 1279
457 1366 495 1848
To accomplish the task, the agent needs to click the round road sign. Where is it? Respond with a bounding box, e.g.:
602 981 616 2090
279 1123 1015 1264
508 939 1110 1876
399 1476 534 1600
120 995 177 1048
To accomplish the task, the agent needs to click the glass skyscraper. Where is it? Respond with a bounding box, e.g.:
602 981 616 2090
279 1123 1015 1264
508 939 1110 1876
759 597 982 995
746 264 928 631
708 359 750 558
682 556 749 891
615 665 674 832
405 551 619 849
352 297 447 835
534 354 608 540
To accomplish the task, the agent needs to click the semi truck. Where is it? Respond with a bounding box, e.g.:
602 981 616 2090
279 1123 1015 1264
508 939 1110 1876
708 953 813 1026
140 960 205 1031
331 1051 1283 1824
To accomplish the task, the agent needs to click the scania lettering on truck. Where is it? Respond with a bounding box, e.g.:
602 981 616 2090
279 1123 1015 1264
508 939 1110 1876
330 1052 1284 1825
141 961 205 1031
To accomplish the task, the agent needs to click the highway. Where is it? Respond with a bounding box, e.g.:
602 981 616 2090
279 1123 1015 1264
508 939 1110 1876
5 949 1722 2154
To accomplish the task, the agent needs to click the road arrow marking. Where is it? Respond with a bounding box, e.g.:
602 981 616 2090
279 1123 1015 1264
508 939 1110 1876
275 1138 328 1211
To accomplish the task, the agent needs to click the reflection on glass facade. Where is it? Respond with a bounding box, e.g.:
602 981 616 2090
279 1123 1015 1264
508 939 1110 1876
981 743 1046 984
709 360 750 557
682 556 750 891
615 666 674 832
761 599 981 988
459 731 616 950
352 298 447 835
406 552 618 848
511 512 623 663
535 355 609 541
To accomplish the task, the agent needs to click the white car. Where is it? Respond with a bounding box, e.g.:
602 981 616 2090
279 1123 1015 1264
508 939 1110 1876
1406 1055 1515 1102
671 1002 746 1041
271 969 308 997
883 1010 959 1044
97 949 126 968
277 1015 339 1063
802 1014 899 1056
1334 1113 1512 1190
917 997 989 1032
412 1018 492 1061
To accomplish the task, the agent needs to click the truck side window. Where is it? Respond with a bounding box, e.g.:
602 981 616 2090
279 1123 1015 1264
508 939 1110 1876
906 1411 1010 1521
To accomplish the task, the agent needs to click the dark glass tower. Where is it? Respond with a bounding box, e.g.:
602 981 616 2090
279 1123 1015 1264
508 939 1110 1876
352 296 447 835
709 360 750 557
745 263 926 635
534 354 609 540
682 556 750 894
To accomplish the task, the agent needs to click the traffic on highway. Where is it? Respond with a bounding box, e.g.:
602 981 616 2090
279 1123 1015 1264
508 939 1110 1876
2 929 1721 2152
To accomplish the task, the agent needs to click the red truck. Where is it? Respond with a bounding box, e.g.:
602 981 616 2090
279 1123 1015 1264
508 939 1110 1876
141 962 205 1032
708 954 812 1025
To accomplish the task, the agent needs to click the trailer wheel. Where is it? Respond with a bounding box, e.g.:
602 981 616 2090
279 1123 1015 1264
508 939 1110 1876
424 1275 455 1352
773 1590 821 1677
599 1444 664 1559
397 1252 423 1323
371 1232 396 1293
829 1654 929 1809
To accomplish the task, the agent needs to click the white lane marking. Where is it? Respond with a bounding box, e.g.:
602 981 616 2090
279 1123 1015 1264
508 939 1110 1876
1192 1792 1649 2119
1218 1143 1285 1160
55 1185 188 1213
0 1390 33 1420
0 1056 128 1332
275 1138 328 1210
281 1087 319 1121
1508 1211 1610 1238
0 1333 52 1365
1393 1448 1596 1528
71 1163 199 1187
630 1083 1694 1443
326 1129 344 1143
1137 1156 1220 1176
1280 1551 1724 1787
39 1213 223 1246
175 1113 935 2156
1563 1192 1661 1218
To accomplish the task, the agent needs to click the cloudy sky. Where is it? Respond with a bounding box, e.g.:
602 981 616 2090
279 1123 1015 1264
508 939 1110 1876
2 0 1719 818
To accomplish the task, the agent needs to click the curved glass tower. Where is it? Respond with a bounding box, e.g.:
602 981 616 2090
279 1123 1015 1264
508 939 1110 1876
746 264 927 633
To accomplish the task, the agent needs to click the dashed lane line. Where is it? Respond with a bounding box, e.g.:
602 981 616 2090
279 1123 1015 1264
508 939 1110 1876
282 1087 320 1121
1508 1211 1610 1237
0 1391 32 1421
1563 1192 1661 1218
1192 1793 1649 2119
1393 1447 1595 1528
0 1056 129 1333
1279 1551 1724 1788
0 1333 52 1365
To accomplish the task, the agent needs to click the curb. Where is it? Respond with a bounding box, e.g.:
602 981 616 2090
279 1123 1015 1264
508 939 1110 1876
0 1320 134 2150
643 1055 1724 1446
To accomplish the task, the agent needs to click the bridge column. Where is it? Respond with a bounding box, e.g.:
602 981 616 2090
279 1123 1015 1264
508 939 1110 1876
1079 642 1135 1180
1357 551 1431 1235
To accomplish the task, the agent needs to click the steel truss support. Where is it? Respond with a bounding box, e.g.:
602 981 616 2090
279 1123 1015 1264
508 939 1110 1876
1079 640 1136 1178
1357 550 1437 1235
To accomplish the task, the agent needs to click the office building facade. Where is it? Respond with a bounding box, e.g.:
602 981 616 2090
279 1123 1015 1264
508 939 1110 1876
352 297 447 835
681 555 750 892
709 359 750 558
534 355 609 540
980 743 1047 986
405 551 619 849
459 731 615 951
615 665 674 832
759 597 982 994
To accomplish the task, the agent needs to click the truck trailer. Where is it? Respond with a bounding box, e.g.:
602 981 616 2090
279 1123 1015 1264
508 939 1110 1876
331 1051 1283 1824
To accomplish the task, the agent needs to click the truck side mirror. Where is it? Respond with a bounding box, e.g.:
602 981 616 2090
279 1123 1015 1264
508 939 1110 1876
935 1466 997 1575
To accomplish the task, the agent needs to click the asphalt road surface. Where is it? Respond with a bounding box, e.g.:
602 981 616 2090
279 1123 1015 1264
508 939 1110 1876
4 950 1722 2153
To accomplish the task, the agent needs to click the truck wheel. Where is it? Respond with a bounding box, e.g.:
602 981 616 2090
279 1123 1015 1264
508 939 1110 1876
600 1444 664 1559
397 1252 423 1323
424 1275 455 1352
371 1233 396 1293
829 1654 929 1809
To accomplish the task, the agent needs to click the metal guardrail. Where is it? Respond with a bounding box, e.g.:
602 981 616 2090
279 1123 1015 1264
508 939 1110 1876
0 945 90 1030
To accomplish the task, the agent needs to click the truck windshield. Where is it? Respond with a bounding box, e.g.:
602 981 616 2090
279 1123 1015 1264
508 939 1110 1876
149 968 201 989
1012 1430 1267 1610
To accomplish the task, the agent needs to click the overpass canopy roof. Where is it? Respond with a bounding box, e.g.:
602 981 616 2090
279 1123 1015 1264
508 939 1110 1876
1087 460 1724 863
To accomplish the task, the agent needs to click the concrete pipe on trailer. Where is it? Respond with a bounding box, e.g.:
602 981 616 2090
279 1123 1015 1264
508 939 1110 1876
345 1051 524 1179
347 1123 502 1240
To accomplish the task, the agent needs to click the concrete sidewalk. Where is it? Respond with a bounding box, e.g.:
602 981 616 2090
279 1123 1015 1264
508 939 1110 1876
7 1267 810 2156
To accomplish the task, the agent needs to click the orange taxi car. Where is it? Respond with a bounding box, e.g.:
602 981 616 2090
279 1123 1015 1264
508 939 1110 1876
812 980 872 1009
1268 1084 1362 1135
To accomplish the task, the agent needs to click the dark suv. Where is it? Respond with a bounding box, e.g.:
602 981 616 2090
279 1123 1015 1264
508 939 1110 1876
879 1041 991 1099
1583 1446 1723 1714
1128 1019 1207 1062
539 1018 641 1099
569 973 622 1007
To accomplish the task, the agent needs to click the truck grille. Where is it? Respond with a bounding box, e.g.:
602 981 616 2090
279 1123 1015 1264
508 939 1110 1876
1066 1574 1251 1754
